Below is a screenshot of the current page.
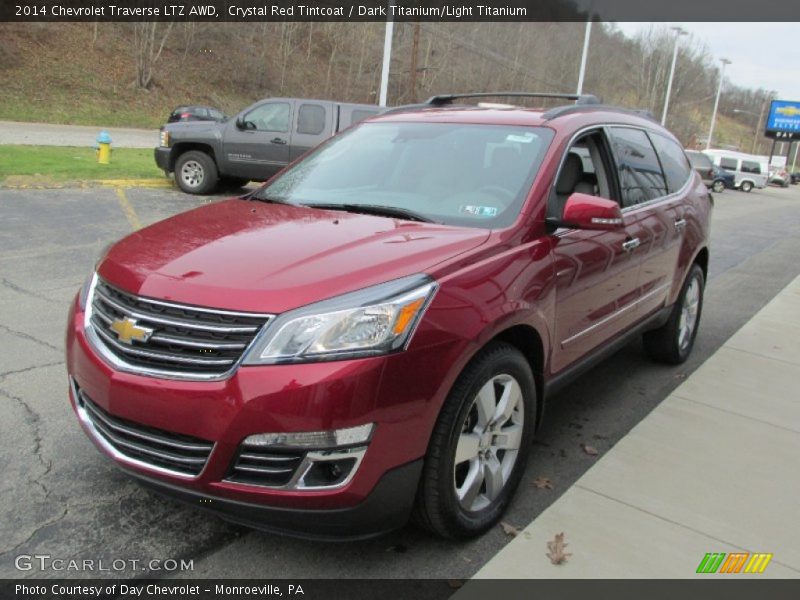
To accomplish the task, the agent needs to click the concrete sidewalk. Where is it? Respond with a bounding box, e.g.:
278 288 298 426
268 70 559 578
470 275 800 579
0 120 157 148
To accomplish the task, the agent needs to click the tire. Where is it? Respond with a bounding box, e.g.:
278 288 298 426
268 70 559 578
220 176 250 191
414 342 536 539
175 151 219 195
740 181 753 193
711 180 725 193
643 264 705 365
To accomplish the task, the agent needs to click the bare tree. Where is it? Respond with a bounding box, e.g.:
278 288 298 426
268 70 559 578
131 22 175 89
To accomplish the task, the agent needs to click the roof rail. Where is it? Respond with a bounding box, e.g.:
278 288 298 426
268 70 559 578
542 104 657 122
423 92 601 106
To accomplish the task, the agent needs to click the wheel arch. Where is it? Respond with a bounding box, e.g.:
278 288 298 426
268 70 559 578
169 143 217 171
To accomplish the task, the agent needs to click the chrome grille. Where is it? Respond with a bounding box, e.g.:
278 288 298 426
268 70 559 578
88 278 271 379
76 386 214 476
227 445 305 487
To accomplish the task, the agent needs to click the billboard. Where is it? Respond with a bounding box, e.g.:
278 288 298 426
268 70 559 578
765 100 800 140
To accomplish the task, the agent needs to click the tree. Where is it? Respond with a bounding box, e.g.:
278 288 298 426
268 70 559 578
131 22 175 89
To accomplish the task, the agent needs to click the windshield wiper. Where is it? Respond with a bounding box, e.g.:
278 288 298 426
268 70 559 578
304 203 437 223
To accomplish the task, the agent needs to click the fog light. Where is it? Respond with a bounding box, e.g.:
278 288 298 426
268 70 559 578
243 423 374 449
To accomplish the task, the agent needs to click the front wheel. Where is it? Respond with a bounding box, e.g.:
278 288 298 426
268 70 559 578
740 181 753 193
643 264 705 364
414 342 536 539
175 151 219 195
712 180 725 193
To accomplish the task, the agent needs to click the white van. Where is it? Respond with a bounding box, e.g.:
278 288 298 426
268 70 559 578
704 149 768 192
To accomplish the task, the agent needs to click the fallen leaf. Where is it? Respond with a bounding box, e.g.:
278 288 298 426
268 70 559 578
674 372 687 380
581 443 599 456
386 544 408 553
546 532 572 565
447 580 464 589
462 556 473 563
500 521 521 537
532 477 553 490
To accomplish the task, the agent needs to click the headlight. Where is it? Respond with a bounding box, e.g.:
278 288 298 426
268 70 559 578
243 275 437 364
159 129 170 147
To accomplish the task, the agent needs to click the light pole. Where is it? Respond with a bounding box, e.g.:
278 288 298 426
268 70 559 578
576 18 592 95
378 1 395 107
706 58 731 150
661 26 687 126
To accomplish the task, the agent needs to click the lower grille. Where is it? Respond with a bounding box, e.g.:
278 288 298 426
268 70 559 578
226 446 305 487
76 385 214 476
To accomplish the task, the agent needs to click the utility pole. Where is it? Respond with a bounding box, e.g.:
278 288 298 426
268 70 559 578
378 1 395 107
661 26 687 126
752 95 770 154
576 19 592 95
706 58 731 150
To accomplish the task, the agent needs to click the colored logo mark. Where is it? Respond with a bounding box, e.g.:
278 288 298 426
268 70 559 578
775 106 800 117
696 552 773 574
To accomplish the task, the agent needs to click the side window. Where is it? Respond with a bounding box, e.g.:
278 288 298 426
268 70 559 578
243 103 290 132
741 160 761 174
650 133 693 193
719 157 738 171
351 109 379 124
548 130 616 220
608 127 668 207
297 104 326 135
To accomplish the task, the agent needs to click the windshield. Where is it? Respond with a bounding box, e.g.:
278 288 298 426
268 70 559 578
255 121 554 228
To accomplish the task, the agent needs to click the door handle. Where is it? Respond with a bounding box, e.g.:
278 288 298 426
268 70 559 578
674 218 687 231
622 237 641 252
270 137 287 145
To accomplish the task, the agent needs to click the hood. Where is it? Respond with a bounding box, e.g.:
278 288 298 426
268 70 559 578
99 199 490 313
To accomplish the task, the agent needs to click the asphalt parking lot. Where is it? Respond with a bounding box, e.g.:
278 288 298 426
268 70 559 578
1 183 799 580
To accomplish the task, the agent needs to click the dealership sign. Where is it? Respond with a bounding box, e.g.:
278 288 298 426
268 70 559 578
765 100 800 140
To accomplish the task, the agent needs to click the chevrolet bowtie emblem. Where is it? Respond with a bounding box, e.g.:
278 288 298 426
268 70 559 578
109 317 153 344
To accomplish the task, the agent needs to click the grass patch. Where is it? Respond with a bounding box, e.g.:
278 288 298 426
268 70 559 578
0 145 163 181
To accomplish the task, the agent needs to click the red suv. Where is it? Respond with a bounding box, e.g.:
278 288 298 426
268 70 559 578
66 93 711 539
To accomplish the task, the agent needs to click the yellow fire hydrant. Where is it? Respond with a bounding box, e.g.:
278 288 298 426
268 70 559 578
96 131 112 164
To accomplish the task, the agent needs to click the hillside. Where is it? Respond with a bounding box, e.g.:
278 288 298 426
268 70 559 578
0 22 770 151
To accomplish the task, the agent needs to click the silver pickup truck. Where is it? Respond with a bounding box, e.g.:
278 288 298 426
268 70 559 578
155 97 381 194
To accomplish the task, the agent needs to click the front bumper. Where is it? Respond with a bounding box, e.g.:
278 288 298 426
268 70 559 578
66 296 460 537
154 147 171 172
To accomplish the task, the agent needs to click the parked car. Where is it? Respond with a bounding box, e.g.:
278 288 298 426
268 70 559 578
167 105 226 123
768 168 791 188
69 92 711 540
156 97 382 194
791 172 800 185
685 150 729 193
704 149 767 192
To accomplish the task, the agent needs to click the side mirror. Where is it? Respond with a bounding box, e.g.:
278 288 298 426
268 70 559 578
558 193 624 231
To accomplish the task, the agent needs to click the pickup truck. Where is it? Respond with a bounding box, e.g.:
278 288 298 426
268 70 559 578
155 97 381 194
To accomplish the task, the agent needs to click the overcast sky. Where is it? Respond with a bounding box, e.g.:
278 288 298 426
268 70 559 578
614 22 800 101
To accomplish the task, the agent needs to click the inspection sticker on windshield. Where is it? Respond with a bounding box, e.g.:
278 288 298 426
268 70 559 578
461 205 498 217
505 132 536 143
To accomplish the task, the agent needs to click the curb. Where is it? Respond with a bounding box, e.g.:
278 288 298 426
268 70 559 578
1 178 173 190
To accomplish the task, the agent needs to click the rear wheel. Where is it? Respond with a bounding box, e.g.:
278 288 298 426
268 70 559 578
175 151 218 195
643 264 704 364
740 181 753 193
414 342 535 539
711 180 725 193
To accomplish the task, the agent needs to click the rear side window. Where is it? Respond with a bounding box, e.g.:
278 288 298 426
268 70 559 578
608 127 668 207
686 151 713 169
351 109 379 124
297 104 326 135
719 157 738 171
650 133 693 193
741 160 761 174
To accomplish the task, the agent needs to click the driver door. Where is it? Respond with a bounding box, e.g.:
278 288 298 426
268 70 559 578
549 129 647 374
222 101 293 180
